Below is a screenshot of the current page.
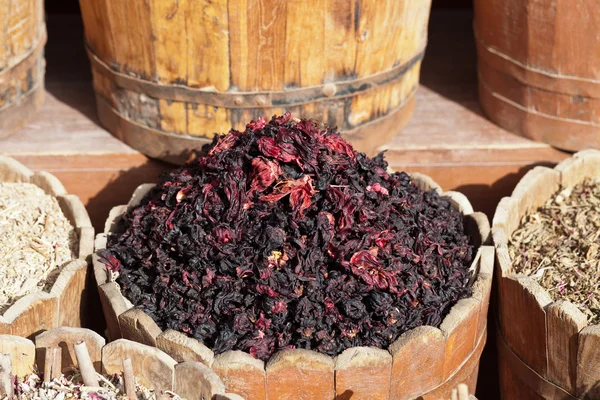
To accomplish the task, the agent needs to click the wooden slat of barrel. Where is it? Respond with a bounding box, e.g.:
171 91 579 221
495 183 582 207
78 0 432 164
0 0 45 138
474 0 600 151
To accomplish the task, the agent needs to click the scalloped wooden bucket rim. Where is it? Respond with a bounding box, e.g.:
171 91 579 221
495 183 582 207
492 149 600 397
94 171 493 399
0 156 94 333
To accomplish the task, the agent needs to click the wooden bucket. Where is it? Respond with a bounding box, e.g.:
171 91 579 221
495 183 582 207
93 173 493 400
0 157 94 338
78 0 432 164
0 327 241 399
493 150 600 399
474 0 600 151
0 0 45 138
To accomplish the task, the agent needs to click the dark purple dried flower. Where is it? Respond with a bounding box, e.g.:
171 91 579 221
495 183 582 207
100 112 474 361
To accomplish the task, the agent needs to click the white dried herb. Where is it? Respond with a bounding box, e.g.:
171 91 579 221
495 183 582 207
5 368 183 400
509 177 600 324
0 183 77 312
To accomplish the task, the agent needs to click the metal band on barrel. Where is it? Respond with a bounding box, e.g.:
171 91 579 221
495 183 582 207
85 44 424 109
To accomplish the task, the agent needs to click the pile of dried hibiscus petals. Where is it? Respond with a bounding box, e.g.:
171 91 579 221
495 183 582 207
101 113 474 361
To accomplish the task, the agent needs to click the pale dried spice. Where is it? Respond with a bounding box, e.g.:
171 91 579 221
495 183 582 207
509 177 600 324
5 367 182 400
0 183 77 312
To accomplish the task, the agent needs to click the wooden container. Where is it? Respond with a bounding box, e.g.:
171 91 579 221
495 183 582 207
473 0 600 151
93 173 494 400
78 0 432 164
0 0 45 138
0 327 241 399
0 157 94 338
493 149 600 399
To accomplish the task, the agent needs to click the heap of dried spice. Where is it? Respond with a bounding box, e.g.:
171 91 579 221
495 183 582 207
510 177 600 324
101 113 474 360
0 183 77 312
6 368 181 399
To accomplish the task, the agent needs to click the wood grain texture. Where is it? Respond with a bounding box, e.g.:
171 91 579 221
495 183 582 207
440 298 480 380
0 335 35 377
174 361 226 400
546 301 587 394
266 349 335 400
78 0 429 163
118 308 162 347
474 0 600 151
498 276 552 378
509 166 560 222
0 0 45 138
35 327 105 373
388 326 446 399
102 339 177 391
4 293 58 338
334 347 392 400
212 350 267 400
97 282 128 341
555 149 600 189
576 326 600 399
156 329 214 366
49 259 89 327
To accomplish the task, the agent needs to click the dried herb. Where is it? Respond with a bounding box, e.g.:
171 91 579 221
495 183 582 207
101 113 474 360
510 177 600 324
0 183 77 312
7 367 181 399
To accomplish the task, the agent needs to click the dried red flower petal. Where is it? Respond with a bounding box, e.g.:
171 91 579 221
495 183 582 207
100 112 474 361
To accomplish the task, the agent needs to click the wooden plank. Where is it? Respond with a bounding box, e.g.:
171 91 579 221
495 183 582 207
49 259 88 327
497 276 552 378
102 339 177 391
266 349 334 400
4 292 58 339
0 335 35 377
440 298 480 380
576 326 600 399
186 0 230 91
556 149 600 189
35 327 105 373
212 350 267 400
334 347 392 400
546 301 587 394
156 329 214 366
97 282 129 341
174 361 226 400
118 308 162 347
388 326 446 399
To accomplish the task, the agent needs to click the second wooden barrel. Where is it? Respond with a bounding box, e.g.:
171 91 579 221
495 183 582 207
474 0 600 152
0 0 46 138
79 0 431 164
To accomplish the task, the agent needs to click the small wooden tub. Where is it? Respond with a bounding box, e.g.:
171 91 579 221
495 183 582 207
94 173 493 400
0 327 241 399
474 0 600 151
493 150 600 399
0 157 94 338
78 0 432 164
0 0 45 138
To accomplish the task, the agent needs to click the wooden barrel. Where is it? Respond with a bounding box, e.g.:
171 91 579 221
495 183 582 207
0 0 45 138
0 157 94 338
0 327 241 399
493 150 600 399
78 0 431 164
93 173 493 400
474 0 600 152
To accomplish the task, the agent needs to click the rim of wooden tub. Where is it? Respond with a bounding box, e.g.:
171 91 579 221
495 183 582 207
492 149 600 398
0 157 94 337
0 326 241 400
93 172 494 399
